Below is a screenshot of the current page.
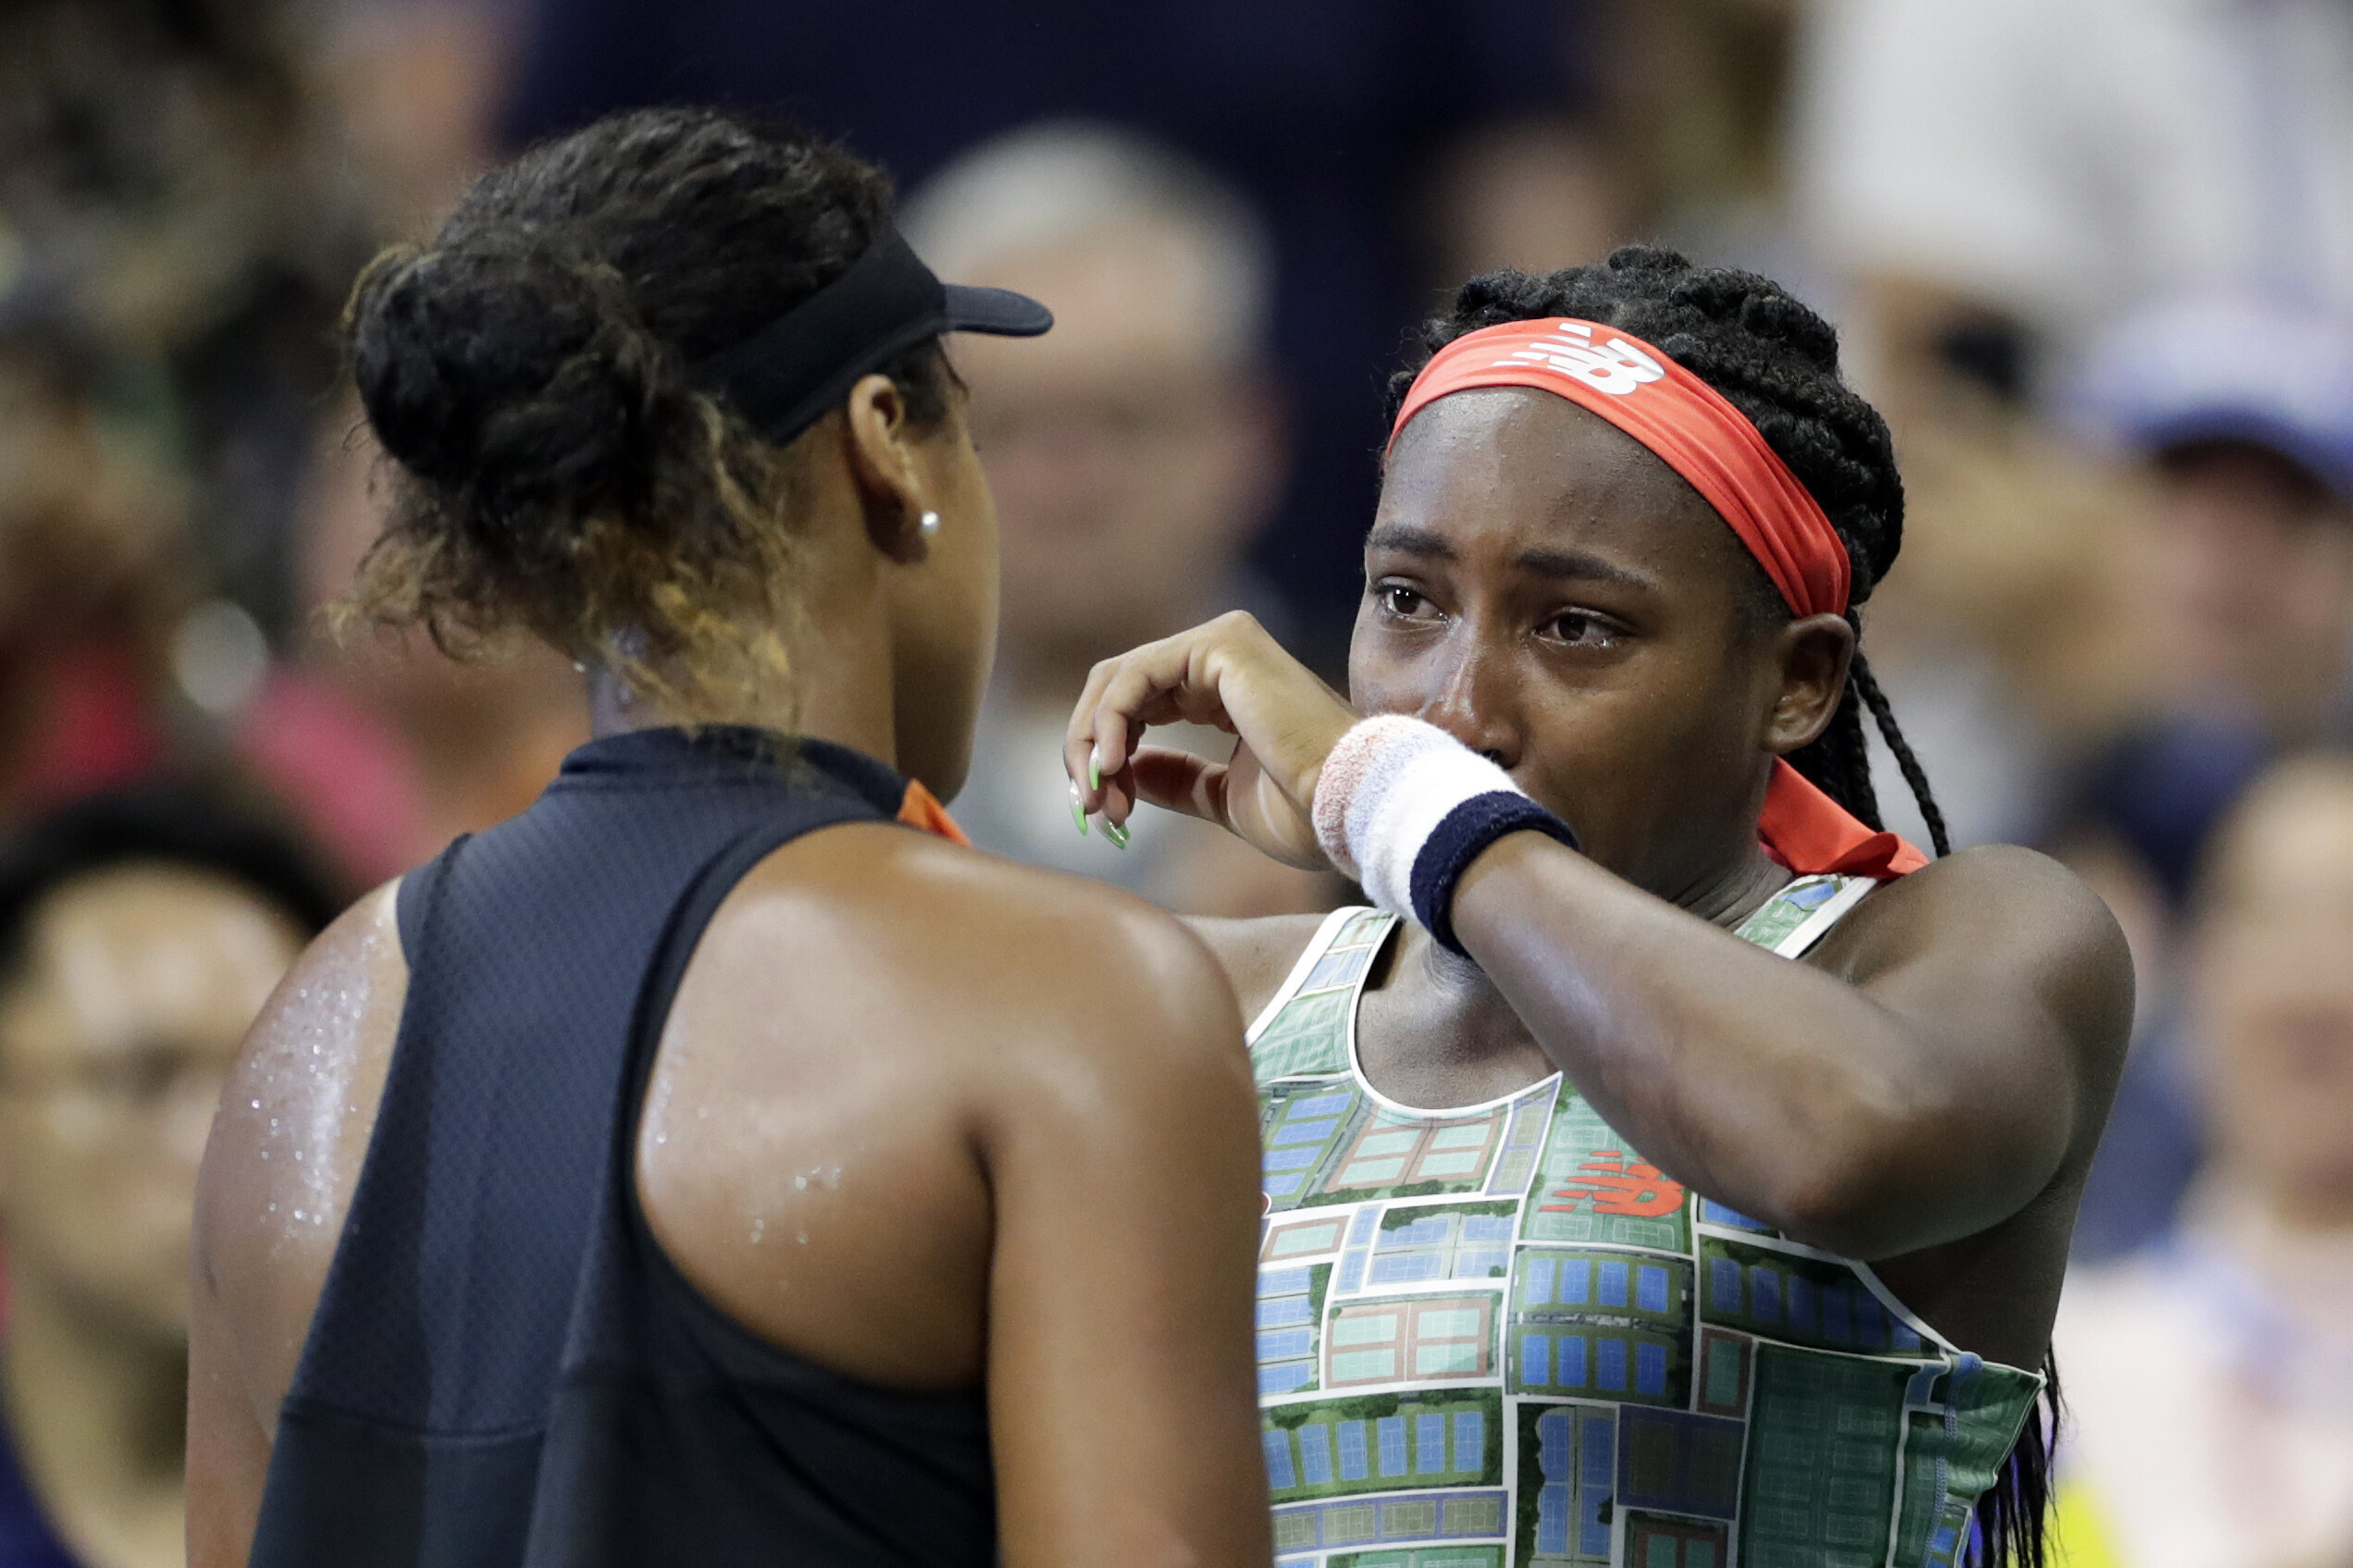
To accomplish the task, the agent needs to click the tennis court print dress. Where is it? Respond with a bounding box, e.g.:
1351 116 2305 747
1245 875 2041 1568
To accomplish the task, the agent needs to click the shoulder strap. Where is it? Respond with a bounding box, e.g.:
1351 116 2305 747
1733 873 1879 959
1245 907 1381 1043
1771 874 1876 958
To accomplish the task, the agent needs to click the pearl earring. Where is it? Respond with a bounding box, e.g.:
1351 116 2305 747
918 510 942 540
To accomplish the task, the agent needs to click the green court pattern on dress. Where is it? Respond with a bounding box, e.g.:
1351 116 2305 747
1247 886 2040 1568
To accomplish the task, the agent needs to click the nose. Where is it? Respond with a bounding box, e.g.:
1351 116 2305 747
1417 631 1523 772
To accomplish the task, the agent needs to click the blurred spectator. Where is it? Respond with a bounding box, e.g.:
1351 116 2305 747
2065 296 2353 742
1786 0 2353 877
1573 0 1808 268
1793 0 2353 422
0 0 378 640
2053 755 2353 1568
314 0 528 235
2053 294 2353 1262
1845 413 2138 856
902 125 1336 916
2057 295 2353 920
0 790 339 1568
0 351 187 830
0 349 583 888
495 0 1624 660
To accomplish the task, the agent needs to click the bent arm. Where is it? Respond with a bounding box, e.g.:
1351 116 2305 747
980 921 1273 1568
1452 836 2133 1258
1063 615 2132 1261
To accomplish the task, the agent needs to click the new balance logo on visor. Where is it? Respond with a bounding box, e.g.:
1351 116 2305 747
1498 321 1666 395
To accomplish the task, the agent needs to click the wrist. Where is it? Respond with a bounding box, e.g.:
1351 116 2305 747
1311 716 1579 956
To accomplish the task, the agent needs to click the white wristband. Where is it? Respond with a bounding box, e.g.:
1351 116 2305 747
1312 717 1578 951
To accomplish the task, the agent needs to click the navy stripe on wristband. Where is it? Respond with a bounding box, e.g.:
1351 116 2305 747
1409 791 1580 957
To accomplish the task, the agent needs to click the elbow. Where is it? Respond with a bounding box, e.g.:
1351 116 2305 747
1742 1092 1949 1260
1759 1167 1914 1261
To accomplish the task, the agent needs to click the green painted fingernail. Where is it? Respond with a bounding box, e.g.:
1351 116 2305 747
1087 752 1102 791
1071 796 1089 837
1104 819 1131 849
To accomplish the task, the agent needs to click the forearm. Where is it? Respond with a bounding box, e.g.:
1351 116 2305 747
1451 833 2004 1256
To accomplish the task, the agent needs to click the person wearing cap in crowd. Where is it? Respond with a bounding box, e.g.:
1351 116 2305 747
2061 292 2353 905
1066 248 2132 1566
2053 292 2353 1263
0 789 339 1568
898 122 1338 918
186 109 1273 1568
2050 752 2353 1568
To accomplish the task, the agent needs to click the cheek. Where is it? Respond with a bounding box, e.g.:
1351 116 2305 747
1524 664 1768 880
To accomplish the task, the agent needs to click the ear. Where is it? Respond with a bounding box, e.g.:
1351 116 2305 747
1764 612 1855 755
840 372 934 563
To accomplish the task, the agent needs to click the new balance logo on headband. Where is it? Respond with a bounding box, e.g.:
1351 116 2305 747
1497 321 1666 396
1391 316 1851 620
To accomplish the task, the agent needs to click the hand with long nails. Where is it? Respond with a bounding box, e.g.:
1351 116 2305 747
1063 611 1356 869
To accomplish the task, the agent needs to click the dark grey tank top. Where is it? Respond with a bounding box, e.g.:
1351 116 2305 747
246 727 995 1568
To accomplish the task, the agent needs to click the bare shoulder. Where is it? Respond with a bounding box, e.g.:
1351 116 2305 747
1833 844 2131 968
219 879 408 1153
198 880 408 1419
1816 844 2135 1063
1182 912 1339 1025
702 823 1248 1071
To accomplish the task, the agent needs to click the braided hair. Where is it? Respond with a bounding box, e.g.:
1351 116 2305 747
1393 247 2060 1568
1388 244 1951 858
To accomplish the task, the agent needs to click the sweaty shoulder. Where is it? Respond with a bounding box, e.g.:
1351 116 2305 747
197 880 408 1426
1812 843 2135 1065
699 822 1251 1080
1183 913 1337 1027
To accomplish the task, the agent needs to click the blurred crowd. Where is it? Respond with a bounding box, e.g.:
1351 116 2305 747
1 2 2349 1565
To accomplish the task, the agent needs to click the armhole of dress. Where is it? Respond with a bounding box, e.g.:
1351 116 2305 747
614 798 1007 1404
1771 874 1879 959
1245 906 1373 1046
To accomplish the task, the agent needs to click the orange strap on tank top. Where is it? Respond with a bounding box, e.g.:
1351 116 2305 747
896 779 972 846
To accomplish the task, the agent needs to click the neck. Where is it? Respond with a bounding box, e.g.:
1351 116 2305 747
0 1272 186 1568
1669 840 1796 931
585 614 903 772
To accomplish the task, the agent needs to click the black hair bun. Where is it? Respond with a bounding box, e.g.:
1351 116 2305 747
350 239 681 547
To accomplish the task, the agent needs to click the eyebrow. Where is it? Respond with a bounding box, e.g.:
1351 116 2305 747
1364 525 1655 591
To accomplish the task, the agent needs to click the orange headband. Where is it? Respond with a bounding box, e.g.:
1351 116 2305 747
1389 318 1852 619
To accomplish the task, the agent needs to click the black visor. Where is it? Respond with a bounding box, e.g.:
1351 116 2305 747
687 227 1051 445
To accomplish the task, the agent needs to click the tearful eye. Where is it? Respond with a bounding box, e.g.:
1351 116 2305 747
1543 611 1618 648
